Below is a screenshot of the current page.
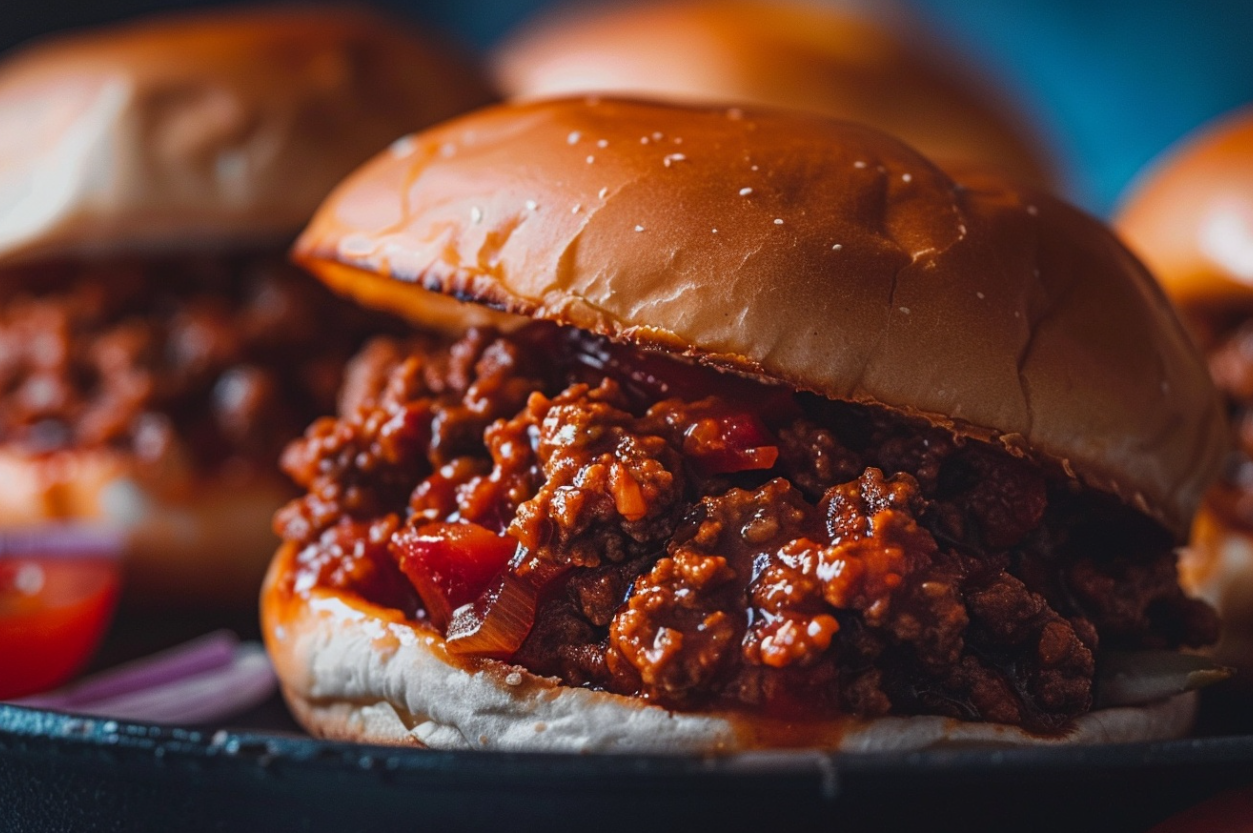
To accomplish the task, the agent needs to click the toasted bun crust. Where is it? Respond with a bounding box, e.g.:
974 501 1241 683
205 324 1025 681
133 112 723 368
1116 106 1253 310
0 448 288 606
262 542 1197 752
493 0 1051 186
293 98 1225 538
0 6 494 265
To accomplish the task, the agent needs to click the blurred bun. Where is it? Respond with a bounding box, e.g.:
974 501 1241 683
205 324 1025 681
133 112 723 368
0 6 495 266
494 0 1051 185
0 448 289 606
1117 106 1253 311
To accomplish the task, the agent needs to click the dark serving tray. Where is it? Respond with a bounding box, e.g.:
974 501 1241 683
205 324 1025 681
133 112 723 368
5 699 1253 833
5 609 1253 833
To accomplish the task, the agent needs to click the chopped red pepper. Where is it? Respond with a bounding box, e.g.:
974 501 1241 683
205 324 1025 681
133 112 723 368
683 410 780 474
392 522 518 630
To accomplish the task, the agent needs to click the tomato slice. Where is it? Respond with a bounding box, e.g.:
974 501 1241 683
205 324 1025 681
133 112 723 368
683 411 780 474
0 558 120 699
392 522 518 630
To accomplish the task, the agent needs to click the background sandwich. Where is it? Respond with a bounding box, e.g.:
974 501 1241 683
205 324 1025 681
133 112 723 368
0 6 494 606
493 0 1052 187
1117 106 1253 672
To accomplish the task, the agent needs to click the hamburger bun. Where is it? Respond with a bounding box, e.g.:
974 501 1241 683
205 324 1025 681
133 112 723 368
271 98 1225 750
493 0 1051 186
0 7 493 606
1117 107 1253 670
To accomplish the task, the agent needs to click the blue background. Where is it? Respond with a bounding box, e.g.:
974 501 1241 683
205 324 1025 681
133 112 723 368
5 0 1251 215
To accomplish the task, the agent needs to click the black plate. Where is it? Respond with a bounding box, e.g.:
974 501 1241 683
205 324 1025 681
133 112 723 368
5 699 1253 833
6 609 1253 833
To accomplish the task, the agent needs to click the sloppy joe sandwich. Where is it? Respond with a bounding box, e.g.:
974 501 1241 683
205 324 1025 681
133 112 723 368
0 7 494 605
265 98 1227 753
494 0 1051 186
1117 107 1253 671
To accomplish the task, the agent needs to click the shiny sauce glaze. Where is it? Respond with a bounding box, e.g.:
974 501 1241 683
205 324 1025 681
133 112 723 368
275 323 1217 732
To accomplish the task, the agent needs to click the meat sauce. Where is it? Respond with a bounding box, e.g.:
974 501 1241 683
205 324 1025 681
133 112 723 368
276 324 1217 731
0 255 404 472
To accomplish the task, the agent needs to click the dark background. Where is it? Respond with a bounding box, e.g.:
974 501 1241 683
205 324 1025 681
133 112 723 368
4 0 1252 215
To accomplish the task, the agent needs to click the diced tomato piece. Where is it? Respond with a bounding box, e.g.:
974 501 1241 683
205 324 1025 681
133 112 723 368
0 558 120 699
683 411 780 474
393 522 518 630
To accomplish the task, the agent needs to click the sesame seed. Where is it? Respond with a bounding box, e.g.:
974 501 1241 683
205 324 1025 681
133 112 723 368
673 137 683 144
712 228 718 234
854 160 867 169
750 164 759 171
1026 205 1039 216
832 243 843 251
525 200 538 211
739 187 753 196
635 224 645 232
640 136 650 144
389 134 417 157
586 155 595 164
438 141 456 158
774 218 784 225
571 203 582 214
663 153 687 167
470 206 483 224
899 306 911 314
652 132 663 140
598 187 609 199
902 173 912 183
976 291 985 299
567 131 581 145
597 139 608 148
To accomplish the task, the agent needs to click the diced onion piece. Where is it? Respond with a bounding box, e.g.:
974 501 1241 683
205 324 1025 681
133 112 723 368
445 572 538 658
394 523 518 630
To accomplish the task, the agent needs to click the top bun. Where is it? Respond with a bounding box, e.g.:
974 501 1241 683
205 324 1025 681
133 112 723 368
0 6 495 266
1117 106 1253 310
494 0 1051 186
293 98 1225 538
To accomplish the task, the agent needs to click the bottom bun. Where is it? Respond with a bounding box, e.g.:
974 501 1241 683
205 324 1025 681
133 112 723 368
263 543 1197 754
0 448 290 607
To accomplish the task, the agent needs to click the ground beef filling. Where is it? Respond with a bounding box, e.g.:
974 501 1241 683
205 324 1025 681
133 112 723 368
0 255 402 472
276 324 1218 731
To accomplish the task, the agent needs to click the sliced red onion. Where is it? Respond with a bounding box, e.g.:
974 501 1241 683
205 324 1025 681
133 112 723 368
17 630 239 710
70 645 276 725
13 631 277 725
0 524 124 560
